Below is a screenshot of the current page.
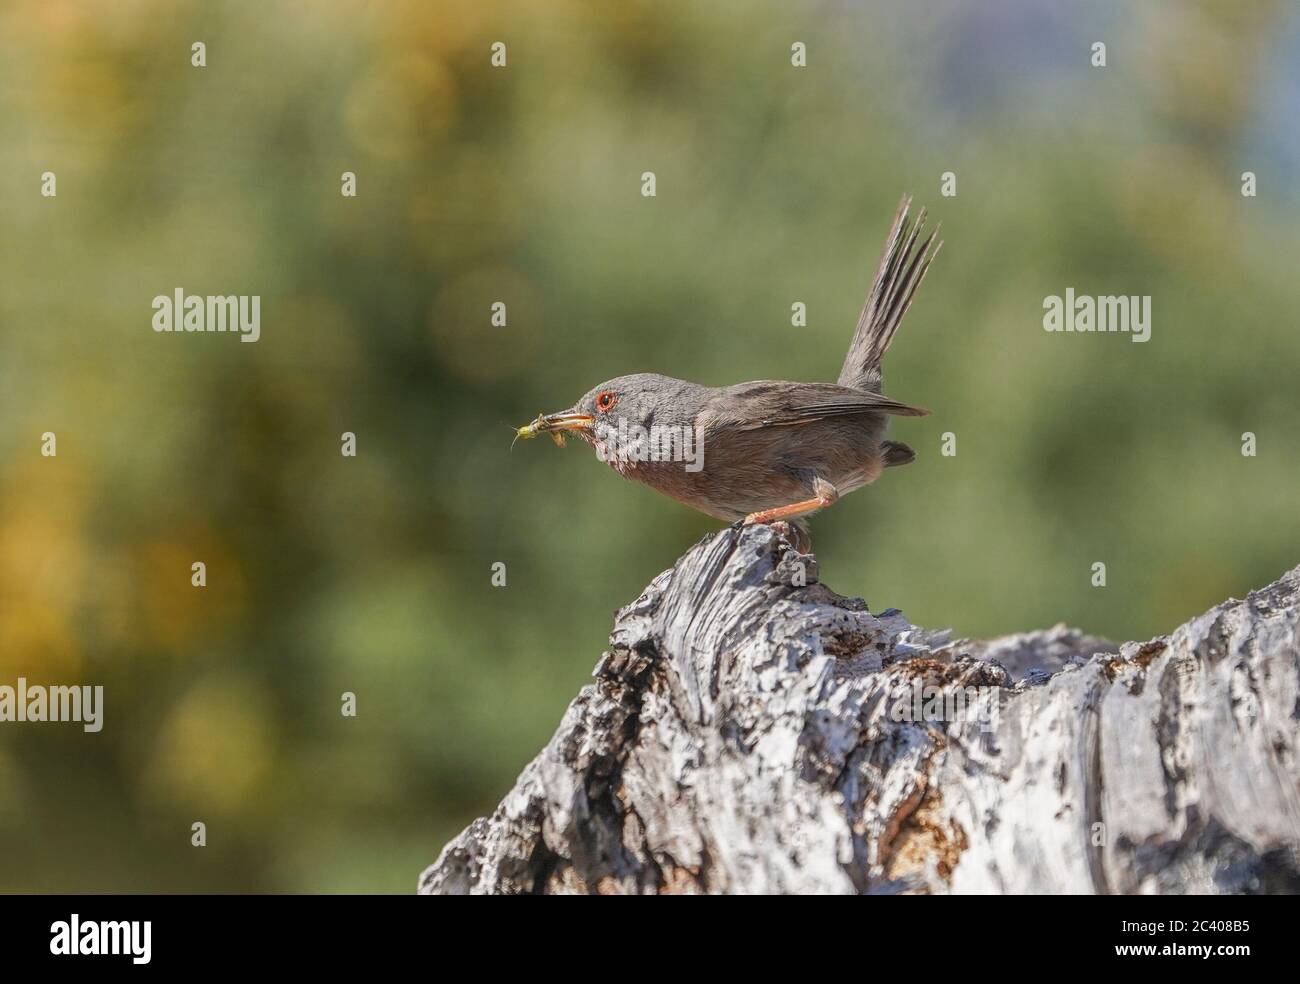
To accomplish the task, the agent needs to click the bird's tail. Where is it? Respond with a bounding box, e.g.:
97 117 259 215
837 194 941 391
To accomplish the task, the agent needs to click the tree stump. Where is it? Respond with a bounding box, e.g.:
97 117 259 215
420 524 1300 894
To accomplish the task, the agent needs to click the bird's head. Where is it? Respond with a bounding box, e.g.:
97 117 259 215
515 373 684 450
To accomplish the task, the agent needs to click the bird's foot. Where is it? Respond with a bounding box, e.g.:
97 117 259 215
733 517 811 554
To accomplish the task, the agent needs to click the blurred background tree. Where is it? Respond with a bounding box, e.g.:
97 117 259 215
0 0 1297 891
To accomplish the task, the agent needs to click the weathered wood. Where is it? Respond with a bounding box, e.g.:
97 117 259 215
420 524 1300 894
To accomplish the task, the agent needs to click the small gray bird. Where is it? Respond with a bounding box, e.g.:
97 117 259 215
516 195 941 548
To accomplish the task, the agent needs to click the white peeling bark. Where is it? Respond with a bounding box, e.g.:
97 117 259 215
420 524 1300 894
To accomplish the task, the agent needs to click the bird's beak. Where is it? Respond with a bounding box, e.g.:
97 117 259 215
515 409 595 446
534 410 595 434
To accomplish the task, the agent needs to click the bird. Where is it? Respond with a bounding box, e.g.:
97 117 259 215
515 195 941 551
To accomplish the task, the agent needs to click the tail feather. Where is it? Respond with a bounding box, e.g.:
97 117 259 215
880 440 915 467
837 195 942 391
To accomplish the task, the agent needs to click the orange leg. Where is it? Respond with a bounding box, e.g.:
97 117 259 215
743 481 838 525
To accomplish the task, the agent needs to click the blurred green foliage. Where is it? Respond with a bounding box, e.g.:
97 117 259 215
0 0 1297 891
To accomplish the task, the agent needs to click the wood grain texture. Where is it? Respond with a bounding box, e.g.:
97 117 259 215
420 524 1300 894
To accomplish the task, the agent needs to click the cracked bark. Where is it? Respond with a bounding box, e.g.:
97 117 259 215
420 524 1300 895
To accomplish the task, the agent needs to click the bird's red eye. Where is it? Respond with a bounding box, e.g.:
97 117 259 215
596 391 618 413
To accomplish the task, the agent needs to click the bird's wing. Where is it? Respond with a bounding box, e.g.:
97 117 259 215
704 381 930 432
